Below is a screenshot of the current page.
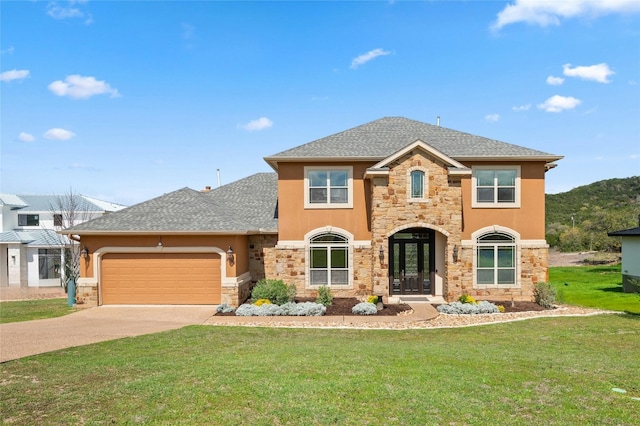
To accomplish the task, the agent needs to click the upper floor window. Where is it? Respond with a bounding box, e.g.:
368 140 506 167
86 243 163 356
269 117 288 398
309 233 349 286
472 166 520 208
18 214 39 227
304 166 353 209
54 214 63 227
408 169 426 201
476 232 516 286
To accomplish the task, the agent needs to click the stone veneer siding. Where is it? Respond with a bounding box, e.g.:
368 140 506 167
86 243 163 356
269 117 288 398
264 245 374 299
371 152 463 300
454 245 548 302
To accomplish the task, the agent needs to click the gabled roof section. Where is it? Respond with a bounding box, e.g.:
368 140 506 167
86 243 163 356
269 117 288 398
66 173 278 235
0 194 28 208
265 116 562 169
372 139 468 170
16 195 125 213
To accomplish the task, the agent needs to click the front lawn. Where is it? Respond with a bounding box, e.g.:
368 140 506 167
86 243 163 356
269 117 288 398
549 265 640 314
0 299 76 324
1 315 638 425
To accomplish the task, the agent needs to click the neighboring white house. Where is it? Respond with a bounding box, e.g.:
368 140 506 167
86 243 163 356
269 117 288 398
0 194 126 287
608 215 640 294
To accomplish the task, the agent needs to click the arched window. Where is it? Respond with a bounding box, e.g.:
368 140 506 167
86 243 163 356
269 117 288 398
309 233 349 286
476 232 516 285
410 170 425 199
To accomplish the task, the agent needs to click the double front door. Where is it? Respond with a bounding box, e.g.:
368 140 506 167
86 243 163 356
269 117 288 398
390 228 435 295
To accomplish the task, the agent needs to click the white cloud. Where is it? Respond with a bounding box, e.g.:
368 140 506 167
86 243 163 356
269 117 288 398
1 46 14 55
1 69 30 82
241 117 273 131
18 132 35 142
485 114 500 122
44 128 76 140
47 1 93 25
182 22 195 40
512 104 531 112
48 75 120 99
537 95 582 112
563 63 614 83
491 0 640 30
546 75 564 85
350 48 391 69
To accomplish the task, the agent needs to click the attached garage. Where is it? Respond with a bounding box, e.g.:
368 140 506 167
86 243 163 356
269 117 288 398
100 252 221 305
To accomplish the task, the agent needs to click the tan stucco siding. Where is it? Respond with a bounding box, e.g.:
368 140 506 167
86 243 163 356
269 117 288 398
78 234 250 279
277 162 374 241
461 161 547 240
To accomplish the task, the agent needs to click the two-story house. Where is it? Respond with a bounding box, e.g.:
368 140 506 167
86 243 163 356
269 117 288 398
0 194 125 288
67 117 562 307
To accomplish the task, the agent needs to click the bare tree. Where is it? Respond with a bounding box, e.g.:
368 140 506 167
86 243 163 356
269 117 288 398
46 189 94 292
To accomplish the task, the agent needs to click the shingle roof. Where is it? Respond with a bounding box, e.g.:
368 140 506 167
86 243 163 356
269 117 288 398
265 117 562 164
66 173 278 234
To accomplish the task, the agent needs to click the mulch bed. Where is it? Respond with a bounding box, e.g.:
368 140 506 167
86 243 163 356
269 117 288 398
214 298 547 316
214 298 412 316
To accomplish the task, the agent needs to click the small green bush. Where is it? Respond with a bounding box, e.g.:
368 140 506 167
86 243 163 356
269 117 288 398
367 295 379 304
458 294 476 304
251 279 296 305
534 282 557 308
315 285 333 307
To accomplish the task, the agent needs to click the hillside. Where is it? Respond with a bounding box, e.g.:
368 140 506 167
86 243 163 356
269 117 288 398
545 176 640 251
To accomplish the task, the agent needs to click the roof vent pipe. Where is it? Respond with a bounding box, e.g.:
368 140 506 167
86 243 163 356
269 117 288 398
437 116 440 127
217 169 221 188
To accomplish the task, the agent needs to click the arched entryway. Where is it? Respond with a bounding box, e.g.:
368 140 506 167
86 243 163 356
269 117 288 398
389 228 435 295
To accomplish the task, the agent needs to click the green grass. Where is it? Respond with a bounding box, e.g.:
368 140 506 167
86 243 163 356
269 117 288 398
1 316 639 425
0 298 76 324
549 265 640 314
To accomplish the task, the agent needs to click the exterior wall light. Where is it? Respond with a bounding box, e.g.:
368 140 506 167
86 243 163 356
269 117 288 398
80 246 89 259
452 245 459 263
227 246 235 265
379 245 384 262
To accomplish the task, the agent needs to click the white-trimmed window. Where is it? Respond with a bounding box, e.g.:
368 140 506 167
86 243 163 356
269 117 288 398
304 166 353 208
39 249 61 280
476 232 516 286
407 168 427 201
309 233 349 286
18 214 39 227
472 166 520 208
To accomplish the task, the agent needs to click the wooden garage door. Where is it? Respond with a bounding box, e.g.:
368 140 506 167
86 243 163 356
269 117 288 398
101 253 221 304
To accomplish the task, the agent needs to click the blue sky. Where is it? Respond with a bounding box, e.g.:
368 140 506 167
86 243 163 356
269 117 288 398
1 0 639 206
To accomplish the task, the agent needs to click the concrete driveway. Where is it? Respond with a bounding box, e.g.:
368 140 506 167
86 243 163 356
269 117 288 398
0 305 215 363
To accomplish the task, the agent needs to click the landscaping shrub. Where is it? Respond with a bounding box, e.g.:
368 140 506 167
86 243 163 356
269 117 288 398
534 282 557 308
253 299 272 306
367 295 379 304
437 301 500 314
352 302 378 315
251 279 296 305
315 285 333 307
216 303 235 314
235 302 326 316
458 294 476 304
